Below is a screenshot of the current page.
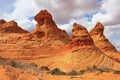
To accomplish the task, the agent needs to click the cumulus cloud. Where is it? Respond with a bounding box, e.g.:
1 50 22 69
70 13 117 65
92 0 120 26
34 0 101 24
0 0 37 31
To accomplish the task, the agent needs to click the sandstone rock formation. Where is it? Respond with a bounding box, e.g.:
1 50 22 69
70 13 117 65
34 10 69 41
70 23 94 48
0 19 6 26
24 10 69 45
0 20 29 33
90 22 120 62
0 10 120 74
28 23 120 72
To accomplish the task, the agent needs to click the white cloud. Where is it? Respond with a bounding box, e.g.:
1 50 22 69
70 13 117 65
92 0 120 26
34 0 100 24
1 0 37 31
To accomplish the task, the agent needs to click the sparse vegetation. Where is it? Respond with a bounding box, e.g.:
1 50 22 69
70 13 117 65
113 70 120 74
49 68 66 75
7 61 39 70
40 66 50 71
97 66 112 72
68 70 78 76
9 61 17 68
86 66 97 72
5 60 120 76
30 63 38 68
79 70 85 75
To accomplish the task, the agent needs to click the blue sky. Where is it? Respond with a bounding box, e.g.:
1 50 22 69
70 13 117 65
0 0 120 51
0 0 15 13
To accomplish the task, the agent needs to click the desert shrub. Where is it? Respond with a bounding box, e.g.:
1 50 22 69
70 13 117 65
7 61 39 70
9 61 17 68
30 63 38 68
68 70 78 76
92 65 97 70
49 68 66 75
113 70 120 74
79 70 86 75
98 66 111 72
7 61 25 68
40 66 50 71
86 66 97 72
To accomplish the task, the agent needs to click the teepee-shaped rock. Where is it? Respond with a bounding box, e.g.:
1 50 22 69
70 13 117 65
90 22 120 62
31 10 69 43
70 23 94 48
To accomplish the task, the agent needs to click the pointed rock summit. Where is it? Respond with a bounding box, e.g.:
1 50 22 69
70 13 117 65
28 10 69 44
90 22 104 36
90 22 120 58
0 19 6 26
34 10 54 26
70 23 94 48
0 20 29 33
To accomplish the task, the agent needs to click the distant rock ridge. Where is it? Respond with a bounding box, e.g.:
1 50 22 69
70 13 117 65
0 20 29 33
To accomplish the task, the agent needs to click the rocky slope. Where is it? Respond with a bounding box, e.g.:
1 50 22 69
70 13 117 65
27 23 120 72
0 10 120 73
23 10 69 46
0 20 29 33
0 10 69 58
90 22 120 62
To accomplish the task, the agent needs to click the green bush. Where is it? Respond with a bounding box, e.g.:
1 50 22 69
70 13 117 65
30 63 38 68
98 66 111 72
8 61 39 70
49 68 66 75
9 61 17 68
86 66 97 72
40 66 50 71
114 70 120 74
68 70 78 76
79 70 85 75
